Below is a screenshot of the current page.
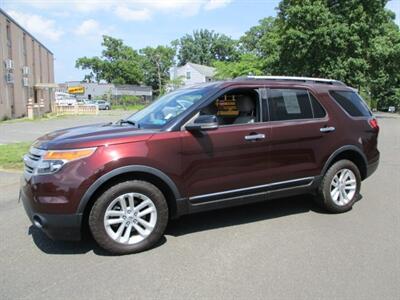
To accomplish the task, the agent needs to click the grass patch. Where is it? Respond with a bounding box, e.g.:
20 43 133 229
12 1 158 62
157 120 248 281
0 142 31 171
112 104 145 111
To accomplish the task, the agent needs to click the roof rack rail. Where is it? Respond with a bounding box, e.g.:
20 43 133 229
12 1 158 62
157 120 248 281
235 76 346 86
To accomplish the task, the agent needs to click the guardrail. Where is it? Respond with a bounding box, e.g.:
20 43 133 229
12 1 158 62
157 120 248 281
54 104 99 115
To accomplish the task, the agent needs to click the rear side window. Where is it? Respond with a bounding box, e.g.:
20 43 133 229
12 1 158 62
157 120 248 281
310 94 326 118
330 91 371 117
267 89 315 121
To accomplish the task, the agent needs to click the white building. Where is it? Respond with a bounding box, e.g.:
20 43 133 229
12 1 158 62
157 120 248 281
170 62 215 87
57 82 152 101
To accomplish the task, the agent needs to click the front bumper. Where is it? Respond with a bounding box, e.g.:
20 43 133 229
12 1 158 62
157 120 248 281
20 188 82 241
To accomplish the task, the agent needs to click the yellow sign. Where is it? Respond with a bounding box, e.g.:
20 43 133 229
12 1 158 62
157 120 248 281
217 95 239 116
68 86 85 94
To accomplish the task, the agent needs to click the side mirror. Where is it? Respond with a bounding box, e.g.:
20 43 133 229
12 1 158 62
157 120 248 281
185 115 219 131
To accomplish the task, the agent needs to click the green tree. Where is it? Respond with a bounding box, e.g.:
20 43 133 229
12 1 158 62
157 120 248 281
239 17 277 55
173 29 239 66
367 10 400 109
240 0 400 109
140 46 175 95
213 54 264 79
76 35 143 84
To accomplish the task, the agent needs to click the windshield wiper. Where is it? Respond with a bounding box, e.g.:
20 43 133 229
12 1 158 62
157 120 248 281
116 119 136 126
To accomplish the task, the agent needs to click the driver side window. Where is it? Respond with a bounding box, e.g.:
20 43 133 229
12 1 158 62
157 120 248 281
200 88 261 126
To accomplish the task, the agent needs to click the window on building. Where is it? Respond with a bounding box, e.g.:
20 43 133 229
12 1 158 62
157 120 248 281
47 52 51 82
22 33 27 65
32 39 36 82
6 20 12 57
6 21 11 43
39 46 43 82
186 72 191 80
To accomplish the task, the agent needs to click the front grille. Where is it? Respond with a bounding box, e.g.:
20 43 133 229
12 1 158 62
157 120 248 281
24 147 46 178
25 165 34 174
28 153 41 161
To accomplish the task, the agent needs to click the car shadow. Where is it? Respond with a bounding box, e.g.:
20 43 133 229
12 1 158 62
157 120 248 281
28 226 167 256
166 194 325 237
28 194 330 256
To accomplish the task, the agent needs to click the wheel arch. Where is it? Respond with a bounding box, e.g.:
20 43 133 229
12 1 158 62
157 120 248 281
78 166 181 230
322 145 368 180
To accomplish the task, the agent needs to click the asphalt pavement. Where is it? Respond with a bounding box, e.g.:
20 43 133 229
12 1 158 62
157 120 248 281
0 114 399 299
0 110 130 144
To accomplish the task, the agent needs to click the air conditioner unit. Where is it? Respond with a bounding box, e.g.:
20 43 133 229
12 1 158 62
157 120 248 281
22 77 29 87
4 59 14 70
22 66 29 76
5 73 14 83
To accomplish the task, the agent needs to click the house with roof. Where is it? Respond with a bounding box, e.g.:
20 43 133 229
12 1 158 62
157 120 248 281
169 62 215 87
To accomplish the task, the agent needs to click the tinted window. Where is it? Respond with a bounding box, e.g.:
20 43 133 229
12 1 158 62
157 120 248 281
310 94 326 118
267 89 313 121
330 91 371 117
200 89 260 125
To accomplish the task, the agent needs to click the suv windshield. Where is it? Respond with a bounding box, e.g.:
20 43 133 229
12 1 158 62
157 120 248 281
125 88 207 129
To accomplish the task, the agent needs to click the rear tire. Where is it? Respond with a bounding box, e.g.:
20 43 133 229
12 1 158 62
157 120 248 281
316 159 361 213
89 180 168 254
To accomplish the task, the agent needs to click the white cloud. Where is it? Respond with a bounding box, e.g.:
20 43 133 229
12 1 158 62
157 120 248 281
114 6 151 21
204 0 232 11
7 10 64 41
76 0 113 12
74 19 111 38
17 0 234 20
386 0 400 26
75 19 101 36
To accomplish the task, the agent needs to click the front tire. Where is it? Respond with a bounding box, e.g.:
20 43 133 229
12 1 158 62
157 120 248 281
89 180 168 254
317 159 361 213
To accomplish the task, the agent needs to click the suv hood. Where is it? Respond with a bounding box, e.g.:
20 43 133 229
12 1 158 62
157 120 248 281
32 123 157 150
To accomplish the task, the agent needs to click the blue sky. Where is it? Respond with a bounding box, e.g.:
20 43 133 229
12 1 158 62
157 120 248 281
1 0 399 83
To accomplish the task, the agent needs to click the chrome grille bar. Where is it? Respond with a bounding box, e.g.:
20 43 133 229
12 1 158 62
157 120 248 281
23 147 46 179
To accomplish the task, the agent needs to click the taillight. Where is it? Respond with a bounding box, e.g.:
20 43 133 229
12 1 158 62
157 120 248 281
368 118 379 131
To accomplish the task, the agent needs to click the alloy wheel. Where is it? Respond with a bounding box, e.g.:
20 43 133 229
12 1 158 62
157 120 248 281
330 168 357 206
103 193 157 244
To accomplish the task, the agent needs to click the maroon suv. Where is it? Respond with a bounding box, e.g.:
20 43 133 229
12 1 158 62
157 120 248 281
21 76 380 254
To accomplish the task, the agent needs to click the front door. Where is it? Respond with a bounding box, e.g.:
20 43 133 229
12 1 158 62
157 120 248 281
180 87 271 199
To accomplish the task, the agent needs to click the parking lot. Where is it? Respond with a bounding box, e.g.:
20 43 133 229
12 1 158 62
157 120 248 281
0 113 399 299
0 110 130 144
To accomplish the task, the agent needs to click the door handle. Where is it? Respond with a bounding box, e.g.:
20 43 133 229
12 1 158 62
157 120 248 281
320 126 335 133
245 133 266 141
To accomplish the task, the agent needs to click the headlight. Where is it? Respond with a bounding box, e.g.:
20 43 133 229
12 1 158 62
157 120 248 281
37 147 97 175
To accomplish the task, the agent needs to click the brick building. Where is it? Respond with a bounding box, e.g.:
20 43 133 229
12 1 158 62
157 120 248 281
0 8 55 119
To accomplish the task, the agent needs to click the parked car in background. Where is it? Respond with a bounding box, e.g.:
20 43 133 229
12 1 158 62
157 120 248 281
21 76 379 254
96 100 111 110
55 98 77 106
388 106 396 113
79 99 97 106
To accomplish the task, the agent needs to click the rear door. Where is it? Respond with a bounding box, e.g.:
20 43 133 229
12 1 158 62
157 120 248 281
266 87 336 182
